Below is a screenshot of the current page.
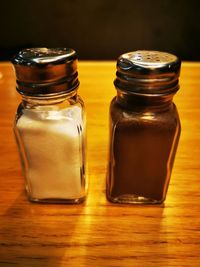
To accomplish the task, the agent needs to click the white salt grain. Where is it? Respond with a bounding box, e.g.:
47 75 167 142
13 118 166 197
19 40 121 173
17 105 83 200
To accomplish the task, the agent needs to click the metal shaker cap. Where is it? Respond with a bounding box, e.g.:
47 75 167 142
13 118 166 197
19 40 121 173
12 48 79 95
114 50 181 95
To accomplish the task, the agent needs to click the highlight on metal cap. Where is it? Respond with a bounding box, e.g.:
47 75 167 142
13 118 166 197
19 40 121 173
12 48 79 95
114 50 181 95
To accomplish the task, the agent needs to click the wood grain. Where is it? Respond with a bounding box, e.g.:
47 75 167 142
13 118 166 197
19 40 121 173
0 61 200 267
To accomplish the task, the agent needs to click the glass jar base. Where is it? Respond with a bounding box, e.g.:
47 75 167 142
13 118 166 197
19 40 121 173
107 193 163 204
27 195 86 204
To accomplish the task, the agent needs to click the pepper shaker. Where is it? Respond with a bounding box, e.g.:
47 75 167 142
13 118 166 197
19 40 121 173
12 48 87 203
107 50 181 204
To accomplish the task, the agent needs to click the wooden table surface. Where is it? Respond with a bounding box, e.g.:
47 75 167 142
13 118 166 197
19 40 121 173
0 61 200 267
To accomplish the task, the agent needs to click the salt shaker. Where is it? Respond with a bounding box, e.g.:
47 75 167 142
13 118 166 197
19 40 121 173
107 50 181 204
12 48 87 203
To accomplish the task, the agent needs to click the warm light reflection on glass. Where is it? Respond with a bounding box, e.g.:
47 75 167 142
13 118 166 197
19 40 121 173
141 112 156 120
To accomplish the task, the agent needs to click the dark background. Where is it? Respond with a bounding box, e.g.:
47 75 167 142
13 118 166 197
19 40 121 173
0 0 200 61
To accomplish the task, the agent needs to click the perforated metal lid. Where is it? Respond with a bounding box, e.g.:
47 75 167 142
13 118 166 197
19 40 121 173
12 48 79 95
114 50 181 95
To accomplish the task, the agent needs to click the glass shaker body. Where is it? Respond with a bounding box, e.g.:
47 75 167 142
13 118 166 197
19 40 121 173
107 93 181 204
12 48 87 203
14 92 86 203
107 51 181 204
